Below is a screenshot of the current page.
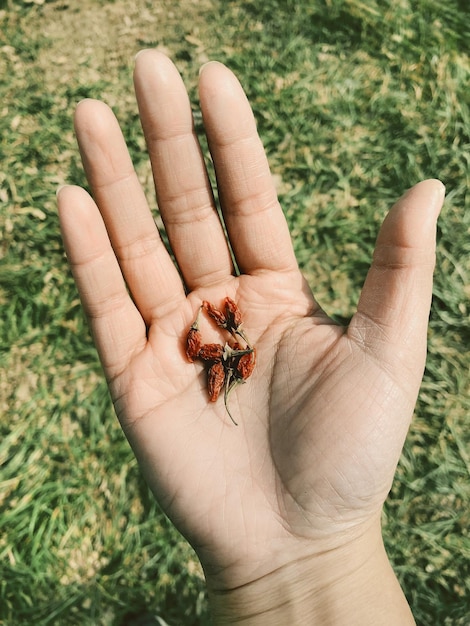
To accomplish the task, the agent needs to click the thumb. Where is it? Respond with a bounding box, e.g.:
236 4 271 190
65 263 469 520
349 179 445 382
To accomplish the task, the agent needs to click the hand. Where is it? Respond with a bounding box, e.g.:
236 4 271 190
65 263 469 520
58 50 444 623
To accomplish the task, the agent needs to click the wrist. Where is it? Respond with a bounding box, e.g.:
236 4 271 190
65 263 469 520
205 524 415 625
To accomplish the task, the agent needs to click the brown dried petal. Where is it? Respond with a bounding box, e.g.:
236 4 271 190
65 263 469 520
237 349 256 380
203 300 227 327
186 328 203 362
224 297 242 330
198 343 224 361
207 361 225 402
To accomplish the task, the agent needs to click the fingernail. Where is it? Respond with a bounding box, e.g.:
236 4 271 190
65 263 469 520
199 60 220 76
134 48 149 62
433 179 446 201
403 179 445 205
428 179 446 212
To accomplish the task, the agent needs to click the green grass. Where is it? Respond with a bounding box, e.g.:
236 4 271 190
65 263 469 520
1 0 469 624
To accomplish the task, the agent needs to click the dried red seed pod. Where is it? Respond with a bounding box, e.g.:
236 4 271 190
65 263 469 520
186 328 203 363
207 361 225 402
224 297 242 330
203 300 227 327
198 343 224 361
237 349 256 380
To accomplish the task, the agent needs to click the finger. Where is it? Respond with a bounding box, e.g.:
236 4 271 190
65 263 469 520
133 50 233 291
198 61 299 276
57 185 146 379
349 179 445 376
74 98 185 324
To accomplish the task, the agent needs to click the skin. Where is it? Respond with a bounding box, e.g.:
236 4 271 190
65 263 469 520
57 50 445 624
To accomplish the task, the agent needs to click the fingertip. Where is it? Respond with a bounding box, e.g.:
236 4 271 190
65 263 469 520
198 60 240 96
198 60 224 76
134 47 170 64
382 178 445 248
134 48 150 63
75 97 98 109
430 177 446 196
56 183 79 206
133 48 176 87
56 183 68 199
57 186 94 225
402 178 446 215
427 178 446 212
74 98 114 131
198 61 253 140
57 186 107 259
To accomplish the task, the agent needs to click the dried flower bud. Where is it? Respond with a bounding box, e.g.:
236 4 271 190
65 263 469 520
207 361 225 402
224 297 242 331
199 343 224 362
186 327 203 362
203 300 227 327
237 349 256 380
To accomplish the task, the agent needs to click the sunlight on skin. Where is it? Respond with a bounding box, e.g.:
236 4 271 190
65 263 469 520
58 50 444 624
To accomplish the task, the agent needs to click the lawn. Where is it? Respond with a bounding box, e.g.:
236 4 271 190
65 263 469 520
0 0 469 624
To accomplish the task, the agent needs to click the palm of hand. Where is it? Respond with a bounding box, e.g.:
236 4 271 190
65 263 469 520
112 270 414 585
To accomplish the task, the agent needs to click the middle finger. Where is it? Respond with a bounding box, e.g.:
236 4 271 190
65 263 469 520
134 50 234 291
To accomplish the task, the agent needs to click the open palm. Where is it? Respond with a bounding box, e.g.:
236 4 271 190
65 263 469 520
58 51 444 591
